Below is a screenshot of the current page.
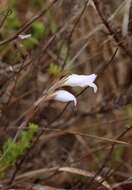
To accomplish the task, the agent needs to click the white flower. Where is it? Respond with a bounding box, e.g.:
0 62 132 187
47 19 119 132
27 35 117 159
18 34 31 40
53 90 77 106
64 74 97 93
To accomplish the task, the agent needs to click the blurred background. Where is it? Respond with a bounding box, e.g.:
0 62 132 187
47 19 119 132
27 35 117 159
0 0 132 189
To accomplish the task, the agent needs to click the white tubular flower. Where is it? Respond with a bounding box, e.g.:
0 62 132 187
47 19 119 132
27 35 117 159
53 90 77 106
18 34 31 40
64 74 97 93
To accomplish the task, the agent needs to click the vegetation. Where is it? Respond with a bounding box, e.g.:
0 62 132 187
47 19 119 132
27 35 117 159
0 0 132 189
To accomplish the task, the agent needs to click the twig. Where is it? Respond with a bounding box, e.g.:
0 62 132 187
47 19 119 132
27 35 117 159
0 0 59 46
61 0 89 69
0 9 12 29
87 125 132 189
92 0 132 58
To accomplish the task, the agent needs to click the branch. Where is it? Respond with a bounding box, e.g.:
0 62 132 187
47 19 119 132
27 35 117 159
92 0 132 59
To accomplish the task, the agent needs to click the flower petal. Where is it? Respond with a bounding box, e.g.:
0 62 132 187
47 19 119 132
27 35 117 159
18 34 31 40
53 90 77 106
64 74 97 90
88 83 97 93
87 74 97 83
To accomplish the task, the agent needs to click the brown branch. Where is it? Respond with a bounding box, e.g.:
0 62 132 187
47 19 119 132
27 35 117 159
61 0 90 69
0 0 59 46
0 8 12 29
88 125 132 189
92 0 132 59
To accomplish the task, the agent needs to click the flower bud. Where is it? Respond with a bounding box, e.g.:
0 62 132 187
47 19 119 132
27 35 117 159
53 90 77 106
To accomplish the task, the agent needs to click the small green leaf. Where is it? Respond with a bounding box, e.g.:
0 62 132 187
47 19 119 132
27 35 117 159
32 21 45 39
0 123 39 175
22 37 38 49
48 63 61 76
113 147 124 161
6 10 21 31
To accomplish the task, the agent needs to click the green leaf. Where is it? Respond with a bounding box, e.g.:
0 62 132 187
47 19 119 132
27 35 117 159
113 147 124 161
22 37 38 49
32 21 45 39
0 123 39 175
48 63 61 76
6 10 21 31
